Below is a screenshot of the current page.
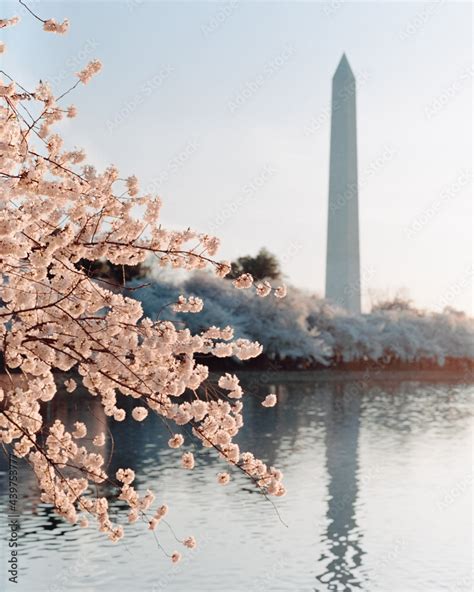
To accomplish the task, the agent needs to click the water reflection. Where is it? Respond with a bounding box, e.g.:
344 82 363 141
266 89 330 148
0 374 472 592
316 384 364 591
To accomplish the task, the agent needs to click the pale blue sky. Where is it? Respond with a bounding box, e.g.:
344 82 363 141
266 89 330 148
4 1 472 312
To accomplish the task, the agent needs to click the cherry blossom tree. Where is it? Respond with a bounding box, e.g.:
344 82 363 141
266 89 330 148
135 272 474 366
0 5 286 562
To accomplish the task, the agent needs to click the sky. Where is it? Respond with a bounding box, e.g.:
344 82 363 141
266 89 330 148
3 0 473 313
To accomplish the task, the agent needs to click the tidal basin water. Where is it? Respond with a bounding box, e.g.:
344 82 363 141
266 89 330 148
0 373 472 592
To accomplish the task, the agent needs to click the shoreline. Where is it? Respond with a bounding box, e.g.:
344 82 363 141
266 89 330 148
231 368 474 384
1 361 473 389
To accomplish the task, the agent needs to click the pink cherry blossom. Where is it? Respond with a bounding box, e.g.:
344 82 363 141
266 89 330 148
217 472 230 485
183 536 197 549
0 6 285 553
181 451 195 469
43 18 69 34
262 394 277 408
131 406 148 421
168 434 184 449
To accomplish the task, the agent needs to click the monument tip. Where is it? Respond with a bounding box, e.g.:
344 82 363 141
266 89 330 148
334 53 354 80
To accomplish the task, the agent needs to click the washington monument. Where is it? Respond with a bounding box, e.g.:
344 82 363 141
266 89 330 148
325 54 361 314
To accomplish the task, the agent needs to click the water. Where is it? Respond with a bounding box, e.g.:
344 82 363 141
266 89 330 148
0 374 472 592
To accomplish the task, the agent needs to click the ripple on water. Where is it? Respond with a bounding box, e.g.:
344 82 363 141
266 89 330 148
0 378 472 592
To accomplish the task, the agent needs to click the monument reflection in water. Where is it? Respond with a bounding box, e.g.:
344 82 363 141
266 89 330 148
316 384 364 590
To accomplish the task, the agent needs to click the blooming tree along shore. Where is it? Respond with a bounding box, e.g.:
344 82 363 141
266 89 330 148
134 272 474 367
0 6 286 562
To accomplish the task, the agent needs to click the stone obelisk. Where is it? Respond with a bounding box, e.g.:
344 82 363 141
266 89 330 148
325 54 361 314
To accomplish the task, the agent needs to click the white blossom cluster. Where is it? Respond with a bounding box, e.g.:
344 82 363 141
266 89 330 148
0 8 285 562
172 295 204 313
